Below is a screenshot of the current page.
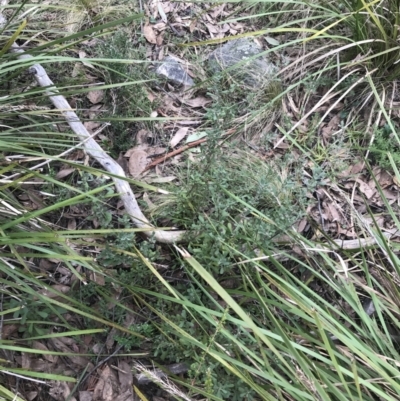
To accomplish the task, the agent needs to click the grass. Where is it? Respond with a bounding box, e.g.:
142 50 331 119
2 0 400 400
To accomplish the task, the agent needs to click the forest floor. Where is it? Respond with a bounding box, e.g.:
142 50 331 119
2 1 400 401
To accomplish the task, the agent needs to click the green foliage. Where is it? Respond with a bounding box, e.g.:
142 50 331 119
8 297 67 336
189 361 256 401
148 298 259 400
369 123 400 171
204 69 282 136
155 147 310 274
115 322 155 351
204 74 242 127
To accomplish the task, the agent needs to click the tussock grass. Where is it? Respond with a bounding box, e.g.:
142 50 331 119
0 4 152 398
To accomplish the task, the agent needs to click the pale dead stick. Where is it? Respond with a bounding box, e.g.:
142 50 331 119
0 10 184 243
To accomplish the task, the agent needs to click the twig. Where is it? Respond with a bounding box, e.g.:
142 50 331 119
272 230 398 251
330 231 395 250
144 137 208 171
144 129 236 172
315 189 325 232
78 344 124 389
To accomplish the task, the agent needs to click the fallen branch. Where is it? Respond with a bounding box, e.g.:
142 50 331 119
10 45 185 243
331 232 394 250
270 230 399 252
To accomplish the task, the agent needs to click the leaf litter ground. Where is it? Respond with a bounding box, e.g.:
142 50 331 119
3 1 400 401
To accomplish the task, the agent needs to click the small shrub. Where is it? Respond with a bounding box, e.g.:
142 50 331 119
152 147 311 274
369 123 400 171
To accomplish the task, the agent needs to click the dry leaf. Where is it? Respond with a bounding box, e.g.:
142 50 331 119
183 96 212 108
84 121 101 132
209 4 225 18
2 324 18 339
114 391 134 401
143 192 155 209
136 129 152 145
189 19 197 32
88 103 103 115
27 190 45 209
56 168 75 179
327 202 341 222
156 31 164 46
125 145 149 158
33 341 56 362
39 259 55 269
143 23 157 44
350 162 364 175
72 63 82 78
162 1 175 13
146 90 156 102
118 361 133 392
220 23 230 33
356 179 375 199
153 22 166 30
93 366 118 401
39 285 70 299
206 23 219 34
31 359 53 373
170 127 188 147
296 218 308 233
274 137 289 149
377 170 393 188
78 50 92 68
382 189 398 202
26 392 38 401
89 271 105 286
128 149 148 177
79 392 93 401
21 352 31 369
87 90 104 104
147 146 166 156
49 382 77 401
321 114 340 140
